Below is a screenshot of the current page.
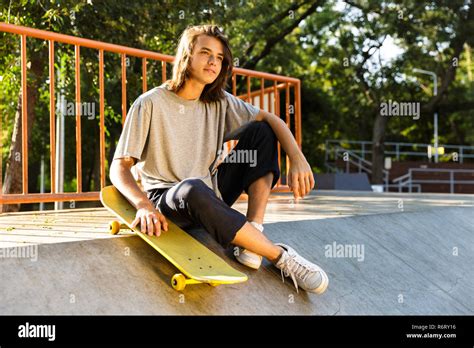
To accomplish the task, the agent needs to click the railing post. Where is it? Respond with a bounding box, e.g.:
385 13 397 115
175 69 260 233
99 50 106 189
49 39 56 194
21 34 29 194
247 75 251 102
273 80 281 186
450 171 454 194
285 82 290 181
460 146 463 164
0 88 2 204
295 80 302 149
161 61 167 82
40 155 45 211
409 170 412 193
396 143 400 161
142 57 147 92
55 59 65 210
121 53 127 123
75 44 82 193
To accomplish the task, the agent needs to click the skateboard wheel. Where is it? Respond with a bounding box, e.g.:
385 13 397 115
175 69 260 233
171 273 186 291
209 283 219 287
109 220 121 235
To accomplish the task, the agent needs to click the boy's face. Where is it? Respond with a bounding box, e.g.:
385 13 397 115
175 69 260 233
189 35 224 85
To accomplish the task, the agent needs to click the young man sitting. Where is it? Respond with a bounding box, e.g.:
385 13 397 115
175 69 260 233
110 25 329 294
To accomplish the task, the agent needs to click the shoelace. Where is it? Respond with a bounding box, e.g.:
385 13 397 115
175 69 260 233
280 254 317 293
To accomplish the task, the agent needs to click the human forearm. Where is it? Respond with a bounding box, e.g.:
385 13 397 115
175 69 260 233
109 159 153 210
257 111 303 160
110 158 168 236
256 111 315 197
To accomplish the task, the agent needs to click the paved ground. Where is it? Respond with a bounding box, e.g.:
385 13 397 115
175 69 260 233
0 190 472 314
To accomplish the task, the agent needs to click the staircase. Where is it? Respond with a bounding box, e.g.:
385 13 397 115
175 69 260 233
325 145 390 191
325 140 474 193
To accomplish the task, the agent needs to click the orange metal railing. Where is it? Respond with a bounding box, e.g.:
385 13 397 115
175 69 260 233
0 23 301 205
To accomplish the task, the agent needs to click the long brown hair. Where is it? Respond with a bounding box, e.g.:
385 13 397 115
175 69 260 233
165 25 233 103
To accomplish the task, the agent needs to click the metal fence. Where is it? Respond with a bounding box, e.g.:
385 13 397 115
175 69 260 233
392 168 474 193
0 23 302 205
325 139 474 163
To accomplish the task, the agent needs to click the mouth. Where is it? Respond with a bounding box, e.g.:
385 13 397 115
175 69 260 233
204 68 216 75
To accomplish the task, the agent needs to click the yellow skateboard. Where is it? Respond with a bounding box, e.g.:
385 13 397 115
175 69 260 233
100 185 248 291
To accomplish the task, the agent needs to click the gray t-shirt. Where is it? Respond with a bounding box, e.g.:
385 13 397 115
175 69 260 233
113 84 260 199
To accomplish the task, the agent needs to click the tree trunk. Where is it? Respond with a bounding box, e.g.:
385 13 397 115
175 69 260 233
2 93 23 212
2 54 43 212
371 112 388 185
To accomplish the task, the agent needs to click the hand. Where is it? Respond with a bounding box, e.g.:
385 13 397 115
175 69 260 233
131 203 169 237
288 154 315 199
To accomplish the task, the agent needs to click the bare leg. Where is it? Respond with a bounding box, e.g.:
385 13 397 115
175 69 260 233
246 172 273 224
233 172 280 262
231 222 282 263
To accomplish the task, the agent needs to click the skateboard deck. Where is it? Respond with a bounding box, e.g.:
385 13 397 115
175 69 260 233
100 185 248 291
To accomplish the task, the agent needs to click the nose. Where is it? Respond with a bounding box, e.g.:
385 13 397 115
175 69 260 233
208 55 217 66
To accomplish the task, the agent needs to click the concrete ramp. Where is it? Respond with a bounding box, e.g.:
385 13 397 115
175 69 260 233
1 203 472 315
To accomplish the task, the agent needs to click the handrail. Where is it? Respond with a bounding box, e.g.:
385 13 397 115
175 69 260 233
0 23 302 205
331 145 389 190
334 145 373 167
392 172 411 183
326 139 474 150
333 145 388 174
0 22 174 61
0 23 301 83
392 168 474 193
384 183 422 193
406 168 474 173
325 139 474 163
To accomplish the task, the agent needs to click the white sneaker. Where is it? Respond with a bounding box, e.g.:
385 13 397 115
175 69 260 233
235 221 264 270
274 243 329 294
